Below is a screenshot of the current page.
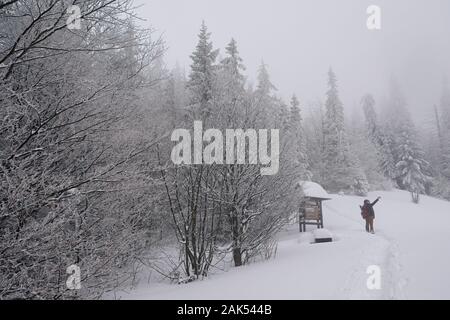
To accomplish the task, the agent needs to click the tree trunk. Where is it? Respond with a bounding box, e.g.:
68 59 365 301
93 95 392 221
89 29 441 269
411 191 420 204
231 212 243 267
233 247 243 267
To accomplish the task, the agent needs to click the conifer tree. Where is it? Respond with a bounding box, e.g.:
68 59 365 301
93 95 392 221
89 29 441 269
322 68 357 192
254 62 277 126
187 21 219 119
287 95 311 180
361 94 395 184
395 128 430 203
362 94 380 144
440 79 450 178
256 62 277 96
217 38 246 126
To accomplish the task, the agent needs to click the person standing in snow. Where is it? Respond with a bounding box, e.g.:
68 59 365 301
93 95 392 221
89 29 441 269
360 197 381 234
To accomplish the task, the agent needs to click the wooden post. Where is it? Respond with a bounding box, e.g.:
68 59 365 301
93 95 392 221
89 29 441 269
320 200 324 228
299 206 302 232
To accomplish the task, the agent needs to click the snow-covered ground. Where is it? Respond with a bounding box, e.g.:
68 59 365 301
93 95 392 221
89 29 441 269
111 190 450 300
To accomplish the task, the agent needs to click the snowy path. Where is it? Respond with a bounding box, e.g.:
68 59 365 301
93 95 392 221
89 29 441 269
322 199 402 299
373 191 450 299
323 190 450 299
112 190 450 300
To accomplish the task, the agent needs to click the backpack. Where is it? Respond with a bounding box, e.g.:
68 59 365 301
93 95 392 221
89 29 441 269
360 205 369 219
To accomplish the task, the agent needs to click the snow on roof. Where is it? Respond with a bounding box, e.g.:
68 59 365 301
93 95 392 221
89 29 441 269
298 181 331 199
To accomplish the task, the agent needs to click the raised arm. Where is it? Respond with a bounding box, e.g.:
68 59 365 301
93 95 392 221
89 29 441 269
371 197 381 206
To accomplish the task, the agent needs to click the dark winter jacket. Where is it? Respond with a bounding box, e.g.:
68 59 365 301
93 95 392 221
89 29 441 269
360 198 380 218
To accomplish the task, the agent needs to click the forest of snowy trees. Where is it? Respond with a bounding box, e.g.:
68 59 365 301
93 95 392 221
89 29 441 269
1 0 450 300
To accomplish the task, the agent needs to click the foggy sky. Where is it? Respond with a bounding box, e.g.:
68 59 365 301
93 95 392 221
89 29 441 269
135 0 450 124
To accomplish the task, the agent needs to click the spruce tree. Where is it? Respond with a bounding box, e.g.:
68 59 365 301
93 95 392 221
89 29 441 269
441 78 450 128
322 68 357 192
255 62 277 126
256 62 277 96
362 94 380 144
378 133 397 180
381 78 431 199
361 94 395 184
440 79 450 178
352 162 370 196
395 128 430 203
187 21 219 119
278 100 290 130
221 38 245 89
381 78 417 185
287 95 311 180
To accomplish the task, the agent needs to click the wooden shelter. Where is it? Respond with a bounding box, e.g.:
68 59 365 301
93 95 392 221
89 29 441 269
297 181 331 232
